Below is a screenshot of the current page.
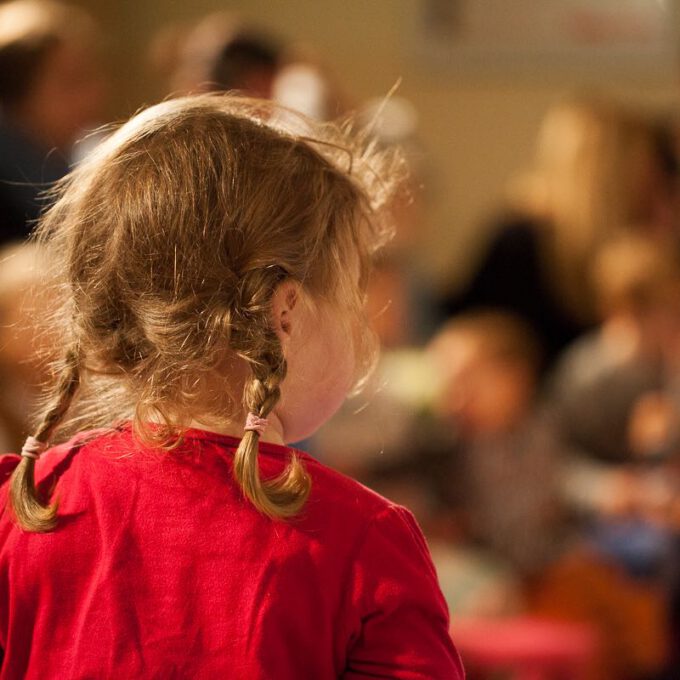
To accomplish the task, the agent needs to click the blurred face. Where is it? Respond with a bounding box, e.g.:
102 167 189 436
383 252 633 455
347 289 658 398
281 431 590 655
17 40 106 150
432 333 535 438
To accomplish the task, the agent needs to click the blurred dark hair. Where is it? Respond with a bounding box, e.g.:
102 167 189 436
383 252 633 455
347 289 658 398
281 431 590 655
209 31 280 91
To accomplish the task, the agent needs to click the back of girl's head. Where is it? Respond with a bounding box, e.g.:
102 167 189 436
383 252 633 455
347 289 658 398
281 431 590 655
10 93 401 531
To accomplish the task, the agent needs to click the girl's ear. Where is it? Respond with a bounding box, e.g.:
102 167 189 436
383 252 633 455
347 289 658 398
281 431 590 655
271 280 300 341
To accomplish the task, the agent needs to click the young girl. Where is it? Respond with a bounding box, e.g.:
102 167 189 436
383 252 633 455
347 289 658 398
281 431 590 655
0 95 463 679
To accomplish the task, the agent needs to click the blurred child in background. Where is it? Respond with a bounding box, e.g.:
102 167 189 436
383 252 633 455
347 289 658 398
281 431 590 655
351 311 570 618
425 311 569 577
549 234 680 465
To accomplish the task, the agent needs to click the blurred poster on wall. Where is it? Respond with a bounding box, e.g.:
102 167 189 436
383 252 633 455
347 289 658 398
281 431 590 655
417 0 680 80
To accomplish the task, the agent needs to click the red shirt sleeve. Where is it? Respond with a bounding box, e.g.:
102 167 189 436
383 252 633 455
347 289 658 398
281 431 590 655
343 504 464 679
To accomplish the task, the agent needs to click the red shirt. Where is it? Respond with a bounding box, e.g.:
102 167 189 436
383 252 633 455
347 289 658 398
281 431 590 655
0 425 463 679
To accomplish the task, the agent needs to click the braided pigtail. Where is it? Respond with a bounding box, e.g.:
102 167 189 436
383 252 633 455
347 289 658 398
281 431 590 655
233 335 311 518
9 348 81 532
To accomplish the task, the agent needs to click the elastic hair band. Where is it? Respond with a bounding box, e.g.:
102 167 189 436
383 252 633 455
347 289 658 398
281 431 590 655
244 412 268 435
20 436 47 461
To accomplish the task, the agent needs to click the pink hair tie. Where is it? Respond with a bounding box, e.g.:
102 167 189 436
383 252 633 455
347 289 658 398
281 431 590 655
20 436 46 461
244 412 268 435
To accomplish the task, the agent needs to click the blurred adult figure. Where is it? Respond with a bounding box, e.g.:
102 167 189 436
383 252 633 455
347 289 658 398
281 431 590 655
150 12 282 101
208 29 280 99
0 0 106 245
150 12 355 122
442 96 679 369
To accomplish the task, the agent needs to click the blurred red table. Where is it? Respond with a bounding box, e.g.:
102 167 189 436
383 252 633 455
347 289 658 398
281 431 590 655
450 617 598 680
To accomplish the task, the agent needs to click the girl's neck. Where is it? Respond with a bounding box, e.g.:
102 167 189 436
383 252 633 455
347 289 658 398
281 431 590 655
187 410 286 446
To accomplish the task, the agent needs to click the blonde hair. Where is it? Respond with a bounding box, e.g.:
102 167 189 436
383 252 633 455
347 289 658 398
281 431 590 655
510 96 661 320
10 94 400 531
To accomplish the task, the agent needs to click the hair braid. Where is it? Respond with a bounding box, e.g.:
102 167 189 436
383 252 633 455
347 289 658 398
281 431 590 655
231 271 311 518
8 347 81 532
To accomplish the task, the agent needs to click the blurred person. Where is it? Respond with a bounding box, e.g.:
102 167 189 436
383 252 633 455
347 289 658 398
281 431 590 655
548 234 680 465
152 11 282 101
423 310 570 576
442 96 679 370
538 237 680 678
580 239 680 675
0 0 106 245
349 311 564 619
358 311 567 574
207 28 281 99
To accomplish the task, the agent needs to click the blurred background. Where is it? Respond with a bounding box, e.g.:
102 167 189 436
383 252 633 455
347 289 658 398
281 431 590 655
3 0 680 678
64 0 680 292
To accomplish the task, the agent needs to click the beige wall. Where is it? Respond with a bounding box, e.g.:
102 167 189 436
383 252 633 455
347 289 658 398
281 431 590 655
80 0 680 290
